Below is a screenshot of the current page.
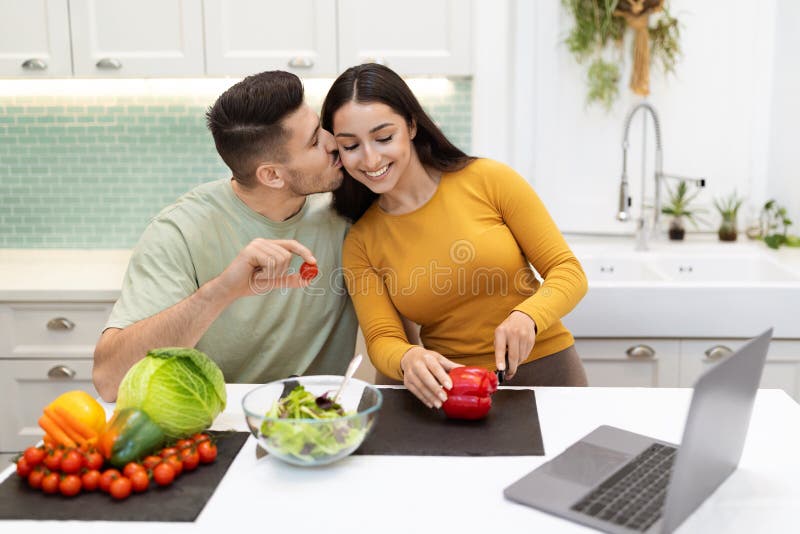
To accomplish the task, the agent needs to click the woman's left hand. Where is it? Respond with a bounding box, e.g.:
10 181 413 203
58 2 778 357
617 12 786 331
494 311 537 380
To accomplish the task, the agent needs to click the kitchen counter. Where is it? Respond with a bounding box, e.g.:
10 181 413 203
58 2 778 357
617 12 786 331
1 384 798 532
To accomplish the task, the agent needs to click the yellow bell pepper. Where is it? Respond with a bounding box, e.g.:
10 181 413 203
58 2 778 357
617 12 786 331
38 390 107 447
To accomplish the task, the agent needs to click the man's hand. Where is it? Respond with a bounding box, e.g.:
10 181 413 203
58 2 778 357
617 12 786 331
400 347 463 409
494 310 537 381
214 239 318 299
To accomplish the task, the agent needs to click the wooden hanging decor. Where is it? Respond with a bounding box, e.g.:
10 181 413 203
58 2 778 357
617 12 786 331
614 0 665 96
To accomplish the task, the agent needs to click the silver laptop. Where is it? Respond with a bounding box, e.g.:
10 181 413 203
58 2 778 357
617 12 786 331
504 328 772 533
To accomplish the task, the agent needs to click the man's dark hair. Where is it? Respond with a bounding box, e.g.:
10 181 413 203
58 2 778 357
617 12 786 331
206 71 304 186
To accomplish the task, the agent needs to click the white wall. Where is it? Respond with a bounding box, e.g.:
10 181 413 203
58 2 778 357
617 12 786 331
473 0 796 235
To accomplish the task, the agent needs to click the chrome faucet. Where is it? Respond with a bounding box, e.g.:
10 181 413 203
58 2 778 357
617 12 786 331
617 102 706 250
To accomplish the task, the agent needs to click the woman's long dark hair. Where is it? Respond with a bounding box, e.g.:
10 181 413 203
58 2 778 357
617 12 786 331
321 64 475 222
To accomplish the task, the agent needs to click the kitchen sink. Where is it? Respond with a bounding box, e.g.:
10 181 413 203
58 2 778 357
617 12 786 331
652 256 800 283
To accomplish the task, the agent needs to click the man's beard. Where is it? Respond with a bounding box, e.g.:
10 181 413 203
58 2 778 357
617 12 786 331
286 167 343 196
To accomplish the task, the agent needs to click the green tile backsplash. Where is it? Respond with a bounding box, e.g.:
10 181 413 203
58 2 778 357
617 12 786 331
0 79 471 248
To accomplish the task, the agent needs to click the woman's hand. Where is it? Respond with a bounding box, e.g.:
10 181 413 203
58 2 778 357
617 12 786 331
494 311 537 380
400 347 462 409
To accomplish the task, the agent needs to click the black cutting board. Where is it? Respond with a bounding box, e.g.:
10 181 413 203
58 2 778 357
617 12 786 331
0 431 248 522
355 388 544 456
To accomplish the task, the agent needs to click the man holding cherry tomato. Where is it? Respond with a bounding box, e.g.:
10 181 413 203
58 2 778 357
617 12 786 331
93 72 357 401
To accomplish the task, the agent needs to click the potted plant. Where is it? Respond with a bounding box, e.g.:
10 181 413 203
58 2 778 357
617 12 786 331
713 191 743 241
661 180 705 240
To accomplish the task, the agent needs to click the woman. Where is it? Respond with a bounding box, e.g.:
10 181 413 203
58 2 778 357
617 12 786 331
321 64 588 409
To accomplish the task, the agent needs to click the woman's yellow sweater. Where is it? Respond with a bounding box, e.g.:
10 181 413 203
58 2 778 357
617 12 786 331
342 158 588 380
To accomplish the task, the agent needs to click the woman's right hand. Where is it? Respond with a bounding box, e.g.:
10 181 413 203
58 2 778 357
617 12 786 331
400 347 462 409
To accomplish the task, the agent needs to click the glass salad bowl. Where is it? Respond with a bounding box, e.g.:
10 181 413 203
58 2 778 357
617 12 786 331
242 375 382 467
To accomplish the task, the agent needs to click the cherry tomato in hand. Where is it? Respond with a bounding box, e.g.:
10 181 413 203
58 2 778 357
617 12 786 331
81 469 101 492
197 440 218 464
23 446 45 468
299 262 319 281
109 476 132 500
152 462 175 487
41 472 60 494
59 474 81 497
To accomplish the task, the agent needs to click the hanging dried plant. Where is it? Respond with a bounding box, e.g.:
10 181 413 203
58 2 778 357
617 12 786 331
562 0 681 109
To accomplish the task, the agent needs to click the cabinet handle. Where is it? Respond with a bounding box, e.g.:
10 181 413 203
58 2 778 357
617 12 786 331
704 345 733 361
48 365 76 379
626 344 655 359
362 56 387 66
96 57 122 70
287 57 314 68
22 58 48 71
46 317 75 331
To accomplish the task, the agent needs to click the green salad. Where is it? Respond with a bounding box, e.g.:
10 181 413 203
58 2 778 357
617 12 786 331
260 385 367 462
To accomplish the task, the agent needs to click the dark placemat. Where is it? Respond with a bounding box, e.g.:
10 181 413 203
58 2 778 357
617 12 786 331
0 431 249 522
356 388 544 456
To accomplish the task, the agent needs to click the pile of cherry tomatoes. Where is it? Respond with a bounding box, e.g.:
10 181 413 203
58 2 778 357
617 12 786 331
14 433 218 500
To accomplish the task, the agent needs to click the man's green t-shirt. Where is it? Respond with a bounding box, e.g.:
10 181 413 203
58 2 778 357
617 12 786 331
106 179 358 383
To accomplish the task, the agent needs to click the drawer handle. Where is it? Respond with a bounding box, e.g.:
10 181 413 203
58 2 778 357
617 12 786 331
47 317 75 331
96 57 122 70
704 345 733 361
22 58 48 70
626 344 655 359
287 56 314 68
48 365 76 379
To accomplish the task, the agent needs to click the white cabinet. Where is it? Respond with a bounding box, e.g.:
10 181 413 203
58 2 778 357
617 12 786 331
204 0 337 77
679 339 800 400
68 0 204 77
0 0 72 77
0 302 112 452
337 0 471 75
576 339 680 388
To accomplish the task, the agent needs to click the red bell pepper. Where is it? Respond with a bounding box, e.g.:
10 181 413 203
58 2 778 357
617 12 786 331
441 366 499 420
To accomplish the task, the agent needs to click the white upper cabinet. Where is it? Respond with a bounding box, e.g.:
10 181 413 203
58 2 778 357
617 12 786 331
0 0 71 77
337 0 471 76
68 0 204 77
204 0 337 77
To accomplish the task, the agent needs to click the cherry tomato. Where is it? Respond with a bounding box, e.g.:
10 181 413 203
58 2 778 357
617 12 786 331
142 455 162 470
197 440 218 464
23 446 45 467
192 432 210 443
60 449 83 474
159 447 178 459
84 450 104 471
15 456 32 478
27 467 45 489
180 447 200 471
164 454 183 477
299 262 319 280
41 472 60 494
43 449 63 471
129 470 149 493
176 439 194 450
99 468 120 493
59 474 81 497
81 469 101 492
152 462 175 487
123 462 145 479
109 476 132 500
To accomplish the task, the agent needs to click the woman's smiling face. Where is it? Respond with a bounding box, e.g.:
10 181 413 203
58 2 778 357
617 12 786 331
332 101 416 194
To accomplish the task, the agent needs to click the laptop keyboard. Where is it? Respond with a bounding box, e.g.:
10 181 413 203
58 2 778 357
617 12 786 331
571 443 677 532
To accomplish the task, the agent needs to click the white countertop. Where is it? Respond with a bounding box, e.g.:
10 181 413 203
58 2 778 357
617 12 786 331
2 384 798 533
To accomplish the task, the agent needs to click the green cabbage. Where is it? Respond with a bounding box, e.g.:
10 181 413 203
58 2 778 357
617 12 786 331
116 347 226 439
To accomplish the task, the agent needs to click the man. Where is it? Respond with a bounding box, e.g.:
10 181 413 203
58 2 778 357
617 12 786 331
93 71 357 401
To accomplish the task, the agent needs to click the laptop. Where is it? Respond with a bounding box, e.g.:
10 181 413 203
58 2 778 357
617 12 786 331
504 328 772 533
